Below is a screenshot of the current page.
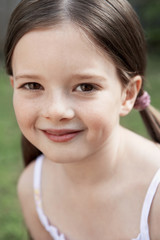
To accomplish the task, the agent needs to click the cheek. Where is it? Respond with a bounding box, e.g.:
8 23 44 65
13 95 36 131
87 112 115 143
80 100 120 143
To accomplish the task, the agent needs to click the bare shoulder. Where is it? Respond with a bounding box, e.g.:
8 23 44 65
149 184 160 240
17 160 35 199
123 129 160 239
122 128 160 239
122 127 160 167
17 160 53 240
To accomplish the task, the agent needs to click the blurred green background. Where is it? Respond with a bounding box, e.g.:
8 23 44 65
0 0 160 239
0 69 28 239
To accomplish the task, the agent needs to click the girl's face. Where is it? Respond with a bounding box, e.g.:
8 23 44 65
11 24 132 163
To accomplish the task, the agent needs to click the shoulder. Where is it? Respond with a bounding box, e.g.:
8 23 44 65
17 155 43 199
123 129 160 239
17 158 53 240
122 127 160 189
17 160 35 200
17 160 36 224
149 183 160 240
17 160 36 237
122 127 160 167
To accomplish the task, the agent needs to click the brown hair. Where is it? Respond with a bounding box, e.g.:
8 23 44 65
4 0 160 166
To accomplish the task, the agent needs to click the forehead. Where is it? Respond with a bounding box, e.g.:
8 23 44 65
12 23 118 80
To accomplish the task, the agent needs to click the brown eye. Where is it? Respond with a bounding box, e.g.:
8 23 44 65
76 83 95 92
23 82 43 90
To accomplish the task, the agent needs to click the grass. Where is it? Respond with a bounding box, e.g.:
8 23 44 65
0 68 28 239
0 54 159 239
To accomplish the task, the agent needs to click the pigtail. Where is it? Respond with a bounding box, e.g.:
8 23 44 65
21 135 41 166
140 105 160 143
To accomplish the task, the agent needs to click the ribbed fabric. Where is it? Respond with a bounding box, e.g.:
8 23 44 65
34 155 160 240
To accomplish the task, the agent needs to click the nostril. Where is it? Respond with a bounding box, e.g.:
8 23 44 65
42 105 75 121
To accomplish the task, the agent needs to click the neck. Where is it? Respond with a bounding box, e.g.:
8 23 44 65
56 126 125 188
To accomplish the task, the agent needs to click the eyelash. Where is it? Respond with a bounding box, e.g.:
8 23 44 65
20 82 43 90
74 83 98 93
19 82 99 93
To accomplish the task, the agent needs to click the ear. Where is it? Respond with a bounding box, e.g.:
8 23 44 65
120 75 142 116
10 76 14 88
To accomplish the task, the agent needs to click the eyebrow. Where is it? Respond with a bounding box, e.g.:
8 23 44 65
15 73 107 82
15 74 42 81
70 73 106 82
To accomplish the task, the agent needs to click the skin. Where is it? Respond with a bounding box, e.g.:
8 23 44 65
10 23 160 240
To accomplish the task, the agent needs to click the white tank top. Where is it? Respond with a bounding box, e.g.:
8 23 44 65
34 155 160 240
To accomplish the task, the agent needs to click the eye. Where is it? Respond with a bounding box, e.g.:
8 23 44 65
75 83 96 92
21 82 43 90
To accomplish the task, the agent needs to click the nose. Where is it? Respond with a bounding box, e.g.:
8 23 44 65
42 91 75 122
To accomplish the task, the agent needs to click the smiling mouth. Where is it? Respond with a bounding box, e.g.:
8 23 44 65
42 129 83 143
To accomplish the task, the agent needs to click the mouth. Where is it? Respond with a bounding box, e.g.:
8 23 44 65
42 129 83 143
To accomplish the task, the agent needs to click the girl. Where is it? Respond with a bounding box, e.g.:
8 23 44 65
4 0 160 240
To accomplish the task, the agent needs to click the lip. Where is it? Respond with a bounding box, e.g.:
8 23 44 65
42 129 83 143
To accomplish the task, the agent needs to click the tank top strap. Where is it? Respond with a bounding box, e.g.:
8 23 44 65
34 154 44 192
139 168 160 239
33 155 66 240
